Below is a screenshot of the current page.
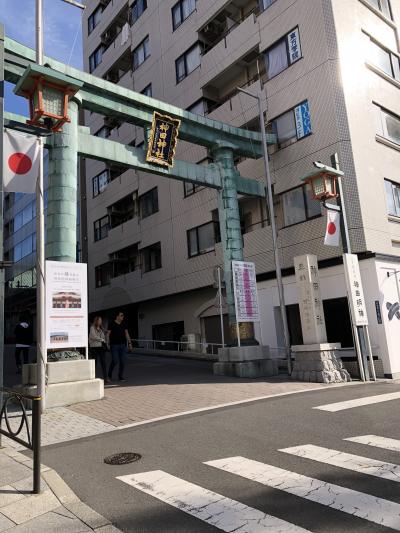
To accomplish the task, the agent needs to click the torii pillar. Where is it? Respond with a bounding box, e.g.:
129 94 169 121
212 142 277 378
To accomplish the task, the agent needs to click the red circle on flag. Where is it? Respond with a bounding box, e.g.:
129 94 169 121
8 153 32 175
327 221 336 235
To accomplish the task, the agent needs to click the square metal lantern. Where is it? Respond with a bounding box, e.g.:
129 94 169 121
14 64 83 132
300 166 344 201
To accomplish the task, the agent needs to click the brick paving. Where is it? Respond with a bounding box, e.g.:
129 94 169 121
69 354 329 427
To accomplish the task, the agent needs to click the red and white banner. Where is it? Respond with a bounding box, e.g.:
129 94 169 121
324 209 340 247
3 130 39 193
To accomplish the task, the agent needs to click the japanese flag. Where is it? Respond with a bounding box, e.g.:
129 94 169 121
324 209 340 247
3 130 39 193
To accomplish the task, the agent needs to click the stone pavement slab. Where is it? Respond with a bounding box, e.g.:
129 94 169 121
0 447 122 532
69 355 329 428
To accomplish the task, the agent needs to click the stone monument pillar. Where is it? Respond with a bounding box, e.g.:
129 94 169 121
291 254 350 383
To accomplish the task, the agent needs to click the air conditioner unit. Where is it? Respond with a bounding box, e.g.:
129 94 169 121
180 333 201 351
104 116 120 128
101 31 115 48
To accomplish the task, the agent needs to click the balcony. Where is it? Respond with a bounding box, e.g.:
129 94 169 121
199 9 260 88
205 75 266 126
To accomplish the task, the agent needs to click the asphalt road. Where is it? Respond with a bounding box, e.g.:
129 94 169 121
42 381 400 532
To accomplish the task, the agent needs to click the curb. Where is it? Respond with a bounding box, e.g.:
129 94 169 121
0 446 122 532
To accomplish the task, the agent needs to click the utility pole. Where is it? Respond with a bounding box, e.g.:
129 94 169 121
237 87 291 373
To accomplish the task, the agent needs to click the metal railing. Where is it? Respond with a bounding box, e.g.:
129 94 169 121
0 388 41 493
131 339 223 356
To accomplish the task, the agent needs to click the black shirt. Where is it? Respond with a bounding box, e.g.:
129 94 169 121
14 323 33 345
109 321 127 345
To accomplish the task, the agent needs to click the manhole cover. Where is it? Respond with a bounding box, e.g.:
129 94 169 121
104 452 142 465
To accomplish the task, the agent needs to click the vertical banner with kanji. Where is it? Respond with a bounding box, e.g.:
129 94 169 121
232 261 260 322
343 253 369 326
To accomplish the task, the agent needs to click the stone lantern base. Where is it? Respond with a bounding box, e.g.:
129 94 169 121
291 343 351 383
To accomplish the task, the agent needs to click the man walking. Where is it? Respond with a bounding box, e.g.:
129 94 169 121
14 315 33 374
107 311 132 382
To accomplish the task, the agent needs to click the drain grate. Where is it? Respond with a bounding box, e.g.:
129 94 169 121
104 452 142 465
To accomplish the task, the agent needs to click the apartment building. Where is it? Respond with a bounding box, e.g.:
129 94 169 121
82 0 400 377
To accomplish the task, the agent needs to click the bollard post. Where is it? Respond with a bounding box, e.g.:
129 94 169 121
32 397 41 494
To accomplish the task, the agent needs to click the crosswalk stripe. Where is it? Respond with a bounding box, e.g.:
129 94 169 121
280 444 400 483
205 456 400 531
344 435 400 452
117 470 312 532
313 392 400 412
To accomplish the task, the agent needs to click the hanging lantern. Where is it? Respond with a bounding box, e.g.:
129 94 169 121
300 164 343 201
14 64 83 132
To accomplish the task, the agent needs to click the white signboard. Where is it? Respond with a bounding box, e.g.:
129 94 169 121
343 253 369 326
45 261 88 350
294 254 327 344
232 261 260 322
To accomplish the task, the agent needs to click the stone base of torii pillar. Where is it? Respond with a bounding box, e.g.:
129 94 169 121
214 345 279 378
291 343 351 383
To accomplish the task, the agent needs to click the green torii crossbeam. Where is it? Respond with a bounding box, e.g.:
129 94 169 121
2 30 276 328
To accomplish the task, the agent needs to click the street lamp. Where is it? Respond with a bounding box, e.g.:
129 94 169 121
300 164 342 202
14 64 83 132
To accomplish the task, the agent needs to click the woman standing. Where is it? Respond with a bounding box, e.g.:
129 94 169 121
89 316 109 383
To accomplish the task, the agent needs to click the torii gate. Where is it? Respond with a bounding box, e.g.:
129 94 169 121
1 26 277 358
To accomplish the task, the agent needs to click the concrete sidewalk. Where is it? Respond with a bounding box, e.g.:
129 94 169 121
0 445 121 532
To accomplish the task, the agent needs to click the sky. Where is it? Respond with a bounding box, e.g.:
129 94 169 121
0 0 85 115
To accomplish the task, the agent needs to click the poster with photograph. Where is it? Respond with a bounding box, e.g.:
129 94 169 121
45 261 88 350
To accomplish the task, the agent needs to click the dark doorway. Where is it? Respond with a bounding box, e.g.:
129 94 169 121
152 321 184 350
203 314 232 347
323 297 353 347
285 297 353 347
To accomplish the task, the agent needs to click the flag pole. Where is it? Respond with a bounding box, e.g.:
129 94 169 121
36 0 46 411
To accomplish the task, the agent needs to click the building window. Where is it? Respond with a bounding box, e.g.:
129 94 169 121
281 184 321 227
88 5 102 34
130 0 147 25
94 125 111 138
187 221 218 257
133 36 150 70
385 179 400 217
365 0 392 18
110 243 139 277
92 169 110 197
267 100 312 149
13 201 35 232
89 45 103 73
187 98 208 116
264 28 302 80
94 215 110 241
141 83 152 97
109 192 138 227
259 0 278 11
183 182 203 197
176 43 201 83
95 263 112 288
141 242 162 272
139 187 159 218
172 0 196 30
14 234 36 262
375 105 400 145
369 38 400 81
